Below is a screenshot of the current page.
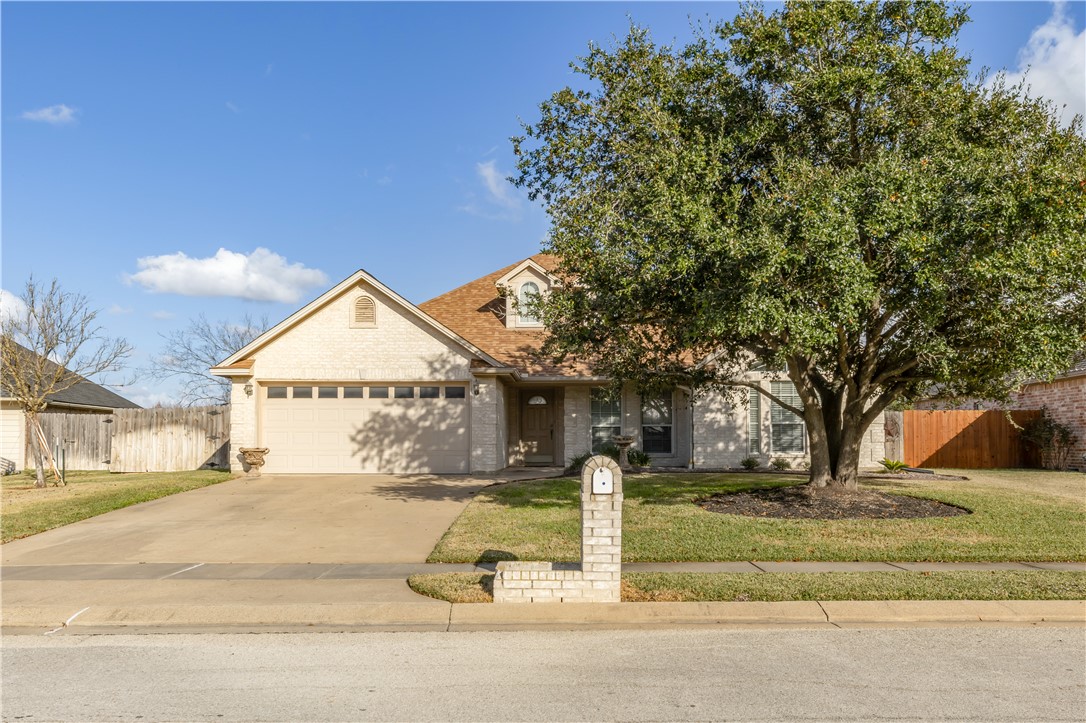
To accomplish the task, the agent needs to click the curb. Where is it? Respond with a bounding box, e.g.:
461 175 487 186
4 599 1083 634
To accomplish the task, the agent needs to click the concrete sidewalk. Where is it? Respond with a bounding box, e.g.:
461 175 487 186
3 560 1082 634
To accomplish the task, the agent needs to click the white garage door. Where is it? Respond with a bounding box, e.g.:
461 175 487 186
261 384 470 474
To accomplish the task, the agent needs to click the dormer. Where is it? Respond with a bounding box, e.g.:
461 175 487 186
496 258 555 330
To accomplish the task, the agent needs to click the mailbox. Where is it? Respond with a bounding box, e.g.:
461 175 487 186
591 467 614 495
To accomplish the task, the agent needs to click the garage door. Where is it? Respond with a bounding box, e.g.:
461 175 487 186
261 384 470 474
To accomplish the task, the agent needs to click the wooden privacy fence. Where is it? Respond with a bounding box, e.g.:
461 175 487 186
903 409 1040 469
36 406 230 473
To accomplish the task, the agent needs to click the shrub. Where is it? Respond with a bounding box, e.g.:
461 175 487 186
565 445 650 473
740 456 760 470
770 457 791 470
878 458 909 473
1021 408 1078 471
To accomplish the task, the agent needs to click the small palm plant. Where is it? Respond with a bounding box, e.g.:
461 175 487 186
878 458 909 474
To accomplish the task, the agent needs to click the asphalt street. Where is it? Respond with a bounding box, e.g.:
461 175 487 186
3 626 1083 722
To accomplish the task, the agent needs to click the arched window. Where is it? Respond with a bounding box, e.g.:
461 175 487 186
518 281 540 325
527 395 547 406
352 296 376 327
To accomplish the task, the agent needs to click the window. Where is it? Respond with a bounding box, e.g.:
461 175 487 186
518 281 540 325
267 386 287 399
369 386 389 399
444 386 466 399
394 386 414 399
343 387 364 399
292 386 313 399
352 296 376 327
527 395 547 405
419 386 440 399
770 381 805 453
748 392 761 454
590 388 621 452
317 386 338 399
641 394 673 455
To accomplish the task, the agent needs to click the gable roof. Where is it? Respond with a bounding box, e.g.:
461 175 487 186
0 338 140 410
419 254 594 377
211 267 507 373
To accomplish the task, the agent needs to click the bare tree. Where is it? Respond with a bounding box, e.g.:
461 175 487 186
1 278 132 487
149 314 269 406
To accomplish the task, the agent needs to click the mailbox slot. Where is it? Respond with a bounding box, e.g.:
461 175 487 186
591 467 614 495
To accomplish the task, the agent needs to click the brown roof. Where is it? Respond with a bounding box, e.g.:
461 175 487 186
419 254 594 377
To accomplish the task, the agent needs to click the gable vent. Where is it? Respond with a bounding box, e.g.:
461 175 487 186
352 296 377 327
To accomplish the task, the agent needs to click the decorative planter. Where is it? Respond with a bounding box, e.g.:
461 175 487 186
239 447 270 477
611 435 636 471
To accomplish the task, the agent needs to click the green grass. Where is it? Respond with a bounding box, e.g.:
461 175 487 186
1 469 235 543
408 571 1086 603
428 471 1086 563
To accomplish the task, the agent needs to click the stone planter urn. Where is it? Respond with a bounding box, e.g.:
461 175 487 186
611 435 636 471
239 447 270 477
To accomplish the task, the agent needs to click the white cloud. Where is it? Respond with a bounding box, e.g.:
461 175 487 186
108 304 133 315
0 289 28 324
21 104 78 125
225 101 241 114
459 160 524 221
1002 1 1085 128
150 310 176 320
127 247 328 303
476 160 520 209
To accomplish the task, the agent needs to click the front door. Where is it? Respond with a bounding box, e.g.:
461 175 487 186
522 390 554 465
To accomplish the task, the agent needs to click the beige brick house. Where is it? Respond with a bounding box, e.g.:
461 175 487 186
212 254 884 475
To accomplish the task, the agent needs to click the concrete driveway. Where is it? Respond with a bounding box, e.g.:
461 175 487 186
1 472 537 567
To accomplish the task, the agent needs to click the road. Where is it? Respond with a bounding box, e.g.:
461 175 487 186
3 626 1083 721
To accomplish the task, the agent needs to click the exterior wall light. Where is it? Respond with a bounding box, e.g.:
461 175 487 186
244 382 254 397
472 381 481 396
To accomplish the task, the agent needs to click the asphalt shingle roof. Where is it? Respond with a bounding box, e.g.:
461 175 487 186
419 254 594 377
1 338 140 410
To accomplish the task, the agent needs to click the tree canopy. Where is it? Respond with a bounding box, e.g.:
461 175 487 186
514 1 1086 487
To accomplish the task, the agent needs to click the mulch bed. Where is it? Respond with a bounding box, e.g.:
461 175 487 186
698 484 971 520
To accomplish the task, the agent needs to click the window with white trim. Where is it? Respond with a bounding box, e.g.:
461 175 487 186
770 381 805 453
517 281 541 325
590 388 621 452
641 394 673 455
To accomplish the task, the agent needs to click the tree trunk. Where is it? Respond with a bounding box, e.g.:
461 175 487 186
27 411 46 488
805 401 866 491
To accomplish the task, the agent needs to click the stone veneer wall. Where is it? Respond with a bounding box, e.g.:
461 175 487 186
493 455 622 603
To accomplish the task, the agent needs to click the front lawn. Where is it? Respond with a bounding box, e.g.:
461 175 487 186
408 570 1086 603
428 471 1086 563
1 469 235 543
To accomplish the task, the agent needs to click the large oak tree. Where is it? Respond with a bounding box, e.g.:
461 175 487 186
514 1 1086 488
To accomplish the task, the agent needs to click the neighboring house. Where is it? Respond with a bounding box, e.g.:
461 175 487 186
965 357 1085 471
0 340 141 472
212 254 885 475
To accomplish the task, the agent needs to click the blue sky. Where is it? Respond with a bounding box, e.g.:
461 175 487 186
3 1 1084 406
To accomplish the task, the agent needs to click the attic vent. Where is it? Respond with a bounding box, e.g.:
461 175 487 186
352 296 377 328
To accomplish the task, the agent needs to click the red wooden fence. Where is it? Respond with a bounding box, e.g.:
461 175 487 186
903 410 1040 469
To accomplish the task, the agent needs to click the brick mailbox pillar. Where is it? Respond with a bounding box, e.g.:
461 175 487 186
493 455 622 603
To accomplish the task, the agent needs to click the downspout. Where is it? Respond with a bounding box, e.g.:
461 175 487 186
678 385 695 470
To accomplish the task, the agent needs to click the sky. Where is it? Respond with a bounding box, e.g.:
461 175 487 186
3 1 1084 407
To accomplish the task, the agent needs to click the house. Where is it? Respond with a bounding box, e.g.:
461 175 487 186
212 254 886 475
0 340 141 472
981 358 1085 471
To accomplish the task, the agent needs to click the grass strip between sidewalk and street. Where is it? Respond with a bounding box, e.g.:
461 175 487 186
1 470 235 543
428 471 1086 564
408 571 1086 604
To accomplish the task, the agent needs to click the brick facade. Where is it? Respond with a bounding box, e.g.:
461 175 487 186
999 375 1086 471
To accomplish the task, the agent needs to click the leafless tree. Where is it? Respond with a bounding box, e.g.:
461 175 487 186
149 314 269 406
1 278 132 487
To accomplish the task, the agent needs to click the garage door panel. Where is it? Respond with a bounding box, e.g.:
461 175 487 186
262 388 469 474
